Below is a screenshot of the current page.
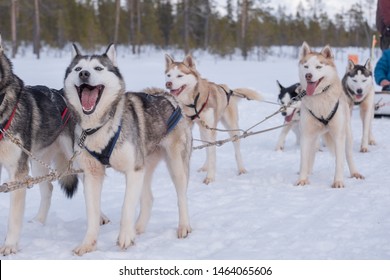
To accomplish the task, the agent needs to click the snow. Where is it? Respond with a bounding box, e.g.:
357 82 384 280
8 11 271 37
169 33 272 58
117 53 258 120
0 45 390 263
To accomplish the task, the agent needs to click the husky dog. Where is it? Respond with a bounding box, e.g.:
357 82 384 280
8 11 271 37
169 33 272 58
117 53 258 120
275 80 301 151
342 59 376 152
0 36 78 255
64 44 192 256
165 54 262 184
296 42 364 188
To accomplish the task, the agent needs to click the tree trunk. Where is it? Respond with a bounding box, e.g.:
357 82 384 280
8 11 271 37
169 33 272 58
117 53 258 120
184 0 190 54
114 0 121 44
240 0 248 59
11 0 18 58
33 0 40 59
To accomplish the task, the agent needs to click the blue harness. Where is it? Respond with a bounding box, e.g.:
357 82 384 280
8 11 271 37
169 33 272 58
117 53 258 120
79 106 182 166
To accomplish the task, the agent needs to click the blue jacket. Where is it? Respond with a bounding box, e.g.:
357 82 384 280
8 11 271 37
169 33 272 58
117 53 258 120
375 49 390 85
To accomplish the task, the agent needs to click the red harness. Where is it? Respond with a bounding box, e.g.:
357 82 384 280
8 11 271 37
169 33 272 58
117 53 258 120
186 93 210 120
0 99 20 141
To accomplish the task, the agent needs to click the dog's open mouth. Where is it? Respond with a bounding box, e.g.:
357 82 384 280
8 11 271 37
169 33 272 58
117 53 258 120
306 78 323 96
76 84 104 114
170 85 186 96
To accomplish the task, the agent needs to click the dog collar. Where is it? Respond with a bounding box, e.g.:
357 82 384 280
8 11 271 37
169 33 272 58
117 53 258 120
308 100 339 126
186 92 209 120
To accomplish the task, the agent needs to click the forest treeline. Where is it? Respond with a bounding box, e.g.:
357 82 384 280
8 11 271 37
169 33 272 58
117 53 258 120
0 0 377 59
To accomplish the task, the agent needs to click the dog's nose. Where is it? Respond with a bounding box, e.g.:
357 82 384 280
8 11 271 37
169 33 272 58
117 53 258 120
305 73 312 81
166 81 172 89
357 88 363 94
79 70 90 81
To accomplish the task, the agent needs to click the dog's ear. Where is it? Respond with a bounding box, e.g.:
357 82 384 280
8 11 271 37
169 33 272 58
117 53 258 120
276 80 284 90
165 54 174 68
364 58 372 71
104 43 117 66
347 59 355 71
299 41 311 59
320 45 333 60
0 34 3 52
71 43 81 60
184 54 196 69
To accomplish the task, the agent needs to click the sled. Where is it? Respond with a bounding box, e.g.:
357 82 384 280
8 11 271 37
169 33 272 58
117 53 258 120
374 91 390 118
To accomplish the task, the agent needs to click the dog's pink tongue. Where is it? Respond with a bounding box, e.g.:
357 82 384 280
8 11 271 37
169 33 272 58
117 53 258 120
81 87 99 111
306 82 317 96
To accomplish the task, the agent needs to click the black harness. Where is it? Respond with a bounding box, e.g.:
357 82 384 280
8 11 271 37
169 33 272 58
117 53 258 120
78 106 182 166
186 93 209 120
308 100 339 126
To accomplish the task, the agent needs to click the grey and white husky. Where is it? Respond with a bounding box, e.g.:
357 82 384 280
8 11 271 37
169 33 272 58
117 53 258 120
0 35 78 255
341 59 376 152
64 44 192 256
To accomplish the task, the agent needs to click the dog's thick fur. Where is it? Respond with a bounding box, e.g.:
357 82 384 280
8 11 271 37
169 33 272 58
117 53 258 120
275 80 301 151
297 42 364 188
64 44 192 256
0 36 78 255
342 59 376 152
165 54 262 184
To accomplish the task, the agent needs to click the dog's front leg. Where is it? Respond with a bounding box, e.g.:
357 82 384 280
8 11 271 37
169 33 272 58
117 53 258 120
117 169 145 250
73 169 104 256
296 134 316 186
198 112 217 184
332 133 346 188
0 188 27 256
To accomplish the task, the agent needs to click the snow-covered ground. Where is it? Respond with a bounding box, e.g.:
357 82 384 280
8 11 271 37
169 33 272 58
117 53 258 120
0 45 389 265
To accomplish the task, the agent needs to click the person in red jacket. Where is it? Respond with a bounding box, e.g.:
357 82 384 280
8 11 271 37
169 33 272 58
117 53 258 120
377 0 390 50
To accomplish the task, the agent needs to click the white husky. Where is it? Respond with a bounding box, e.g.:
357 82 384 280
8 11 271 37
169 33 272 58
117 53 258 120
165 54 262 184
297 42 364 188
342 59 376 152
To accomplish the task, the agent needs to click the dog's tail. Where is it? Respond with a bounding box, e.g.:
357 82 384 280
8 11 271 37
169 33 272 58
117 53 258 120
60 174 79 199
54 152 79 198
232 88 263 101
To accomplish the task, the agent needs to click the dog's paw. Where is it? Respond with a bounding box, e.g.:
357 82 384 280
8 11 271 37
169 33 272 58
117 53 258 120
0 244 18 256
351 172 365 180
238 168 247 175
360 146 369 153
117 231 136 250
203 176 215 185
332 181 345 188
275 145 284 151
100 213 110 225
73 241 97 256
177 224 192 239
295 179 309 186
369 139 376 146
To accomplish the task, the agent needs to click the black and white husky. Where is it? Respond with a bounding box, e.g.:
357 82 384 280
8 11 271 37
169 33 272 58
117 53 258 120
0 35 78 255
64 44 192 255
341 59 376 152
275 80 301 151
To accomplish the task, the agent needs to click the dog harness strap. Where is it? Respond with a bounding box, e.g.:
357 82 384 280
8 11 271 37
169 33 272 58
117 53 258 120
0 98 20 141
308 100 339 126
86 124 122 166
166 106 182 134
186 93 209 120
218 85 234 105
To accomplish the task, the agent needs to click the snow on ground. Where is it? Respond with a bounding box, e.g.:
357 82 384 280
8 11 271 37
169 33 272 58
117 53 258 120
0 45 389 261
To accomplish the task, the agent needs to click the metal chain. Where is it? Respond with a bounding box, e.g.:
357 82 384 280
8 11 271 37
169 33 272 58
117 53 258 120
193 95 302 150
0 128 83 193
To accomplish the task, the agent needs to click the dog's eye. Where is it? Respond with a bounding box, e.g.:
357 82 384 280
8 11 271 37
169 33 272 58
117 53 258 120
75 67 82 71
316 66 322 69
304 65 308 69
362 79 367 82
167 74 171 78
94 66 103 71
353 79 358 82
178 75 183 78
